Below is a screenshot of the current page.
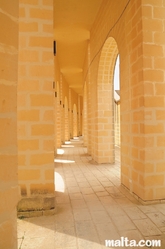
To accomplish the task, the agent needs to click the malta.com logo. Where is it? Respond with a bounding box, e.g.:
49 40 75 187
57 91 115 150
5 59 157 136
105 237 161 247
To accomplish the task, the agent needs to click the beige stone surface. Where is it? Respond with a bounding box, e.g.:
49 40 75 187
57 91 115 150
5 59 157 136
17 139 165 248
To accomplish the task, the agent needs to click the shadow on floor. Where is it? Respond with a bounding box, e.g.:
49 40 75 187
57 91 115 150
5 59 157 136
17 139 165 249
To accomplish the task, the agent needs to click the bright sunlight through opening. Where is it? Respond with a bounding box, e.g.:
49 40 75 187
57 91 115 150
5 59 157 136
57 148 65 155
65 141 71 144
55 172 65 192
54 159 75 163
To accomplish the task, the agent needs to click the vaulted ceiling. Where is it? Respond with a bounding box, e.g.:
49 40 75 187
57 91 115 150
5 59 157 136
54 0 103 95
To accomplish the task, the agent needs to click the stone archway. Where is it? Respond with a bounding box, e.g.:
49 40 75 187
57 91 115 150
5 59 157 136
94 37 118 164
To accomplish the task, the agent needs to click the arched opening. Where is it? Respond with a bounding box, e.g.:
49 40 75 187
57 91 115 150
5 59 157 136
95 37 119 164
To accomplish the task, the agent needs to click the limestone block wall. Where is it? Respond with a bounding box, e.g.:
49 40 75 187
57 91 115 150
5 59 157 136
84 0 139 187
54 56 83 147
114 102 120 147
85 0 165 202
69 89 73 138
83 43 92 153
0 1 19 248
83 82 88 146
70 89 79 137
17 0 55 215
60 76 69 142
78 95 83 136
54 59 62 148
139 0 165 200
54 81 61 149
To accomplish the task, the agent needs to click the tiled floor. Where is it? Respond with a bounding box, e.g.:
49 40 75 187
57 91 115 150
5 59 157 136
17 137 165 249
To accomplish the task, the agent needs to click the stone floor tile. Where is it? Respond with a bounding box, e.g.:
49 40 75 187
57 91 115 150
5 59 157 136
119 229 144 249
55 213 74 224
69 193 84 200
115 197 135 207
98 196 117 206
67 186 81 194
73 208 92 221
80 187 94 194
53 247 78 249
86 200 105 211
21 236 55 249
66 181 79 187
105 204 126 217
101 181 114 187
96 191 109 197
111 215 136 231
56 196 70 204
95 222 120 243
65 176 76 180
98 177 109 182
76 177 88 183
91 185 105 192
106 186 124 197
138 205 158 214
55 231 77 248
146 212 165 228
17 238 22 249
55 225 77 248
91 210 111 224
77 239 102 249
17 139 165 249
154 203 165 215
75 220 99 240
17 220 28 238
71 199 87 209
133 218 161 236
123 206 147 220
55 190 68 196
83 193 99 202
78 182 91 187
85 177 98 181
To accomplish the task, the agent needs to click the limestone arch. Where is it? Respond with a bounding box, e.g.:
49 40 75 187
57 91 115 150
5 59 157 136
95 36 119 163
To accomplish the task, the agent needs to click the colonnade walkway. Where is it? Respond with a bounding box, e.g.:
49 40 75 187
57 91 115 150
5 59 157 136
18 137 165 248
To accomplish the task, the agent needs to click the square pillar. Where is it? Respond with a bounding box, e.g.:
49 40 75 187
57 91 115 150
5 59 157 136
17 0 55 216
0 1 19 248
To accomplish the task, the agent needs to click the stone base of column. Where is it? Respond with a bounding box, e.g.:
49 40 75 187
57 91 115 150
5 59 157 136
17 195 56 218
121 184 165 205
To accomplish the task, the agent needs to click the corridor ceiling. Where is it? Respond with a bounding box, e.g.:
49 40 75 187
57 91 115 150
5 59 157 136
54 0 103 95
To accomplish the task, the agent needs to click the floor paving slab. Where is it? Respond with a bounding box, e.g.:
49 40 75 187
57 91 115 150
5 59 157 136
133 218 162 236
17 138 165 249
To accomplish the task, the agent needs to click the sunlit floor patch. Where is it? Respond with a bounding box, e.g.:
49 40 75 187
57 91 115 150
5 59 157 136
73 136 79 140
61 144 74 148
54 159 75 164
55 172 65 192
57 148 65 155
65 141 71 144
18 142 164 249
